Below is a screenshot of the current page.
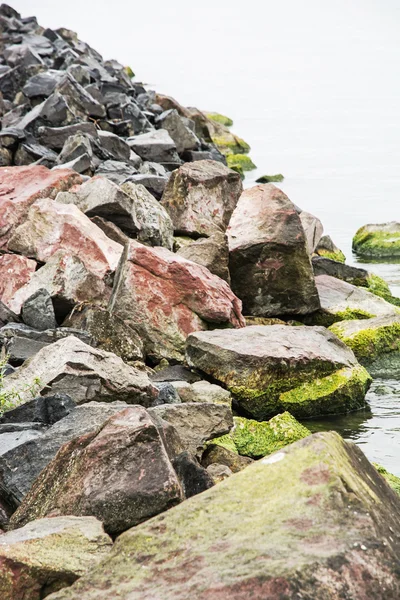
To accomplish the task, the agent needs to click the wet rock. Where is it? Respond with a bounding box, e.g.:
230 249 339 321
8 198 123 278
111 240 245 361
1 335 156 406
0 253 36 309
177 231 230 282
10 406 184 535
127 129 181 164
0 393 75 426
172 451 214 498
149 403 233 456
186 325 371 420
161 160 242 237
353 221 400 259
156 109 200 153
228 184 320 316
21 288 57 330
0 165 81 247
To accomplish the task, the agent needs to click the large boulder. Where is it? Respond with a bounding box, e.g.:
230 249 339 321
186 325 371 420
161 160 242 237
1 335 156 406
227 184 320 316
10 407 184 535
0 516 112 600
44 432 400 600
313 275 398 326
0 253 36 308
8 198 123 278
0 165 81 246
353 222 400 258
111 240 245 361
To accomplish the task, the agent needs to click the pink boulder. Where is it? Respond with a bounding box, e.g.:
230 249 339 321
0 254 36 308
0 165 81 247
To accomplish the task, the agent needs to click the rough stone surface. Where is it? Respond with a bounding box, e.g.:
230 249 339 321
0 516 112 600
201 444 253 473
228 184 320 316
171 380 231 406
21 288 57 330
45 432 400 600
172 451 214 498
8 198 123 278
186 325 371 420
128 129 180 163
299 209 323 254
0 394 75 426
0 253 36 308
156 109 199 153
353 221 400 258
161 160 242 236
177 231 230 282
112 240 245 361
10 407 184 535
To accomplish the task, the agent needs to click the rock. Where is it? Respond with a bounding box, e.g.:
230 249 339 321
186 325 372 420
10 407 184 535
111 240 245 361
256 173 284 182
0 299 19 327
312 256 369 284
152 382 181 405
90 215 128 246
228 184 320 316
38 123 98 150
374 463 400 495
299 209 323 254
312 275 399 326
124 173 167 199
0 401 129 509
177 231 230 282
330 315 400 376
201 444 253 473
56 176 140 236
127 129 181 164
8 198 123 278
315 234 346 263
226 153 256 172
57 133 94 167
97 130 131 161
56 73 106 119
150 365 202 384
161 160 242 237
8 251 108 318
54 153 92 174
148 403 233 456
22 69 63 98
0 516 112 600
121 181 174 249
1 335 156 406
0 253 36 308
353 222 400 258
205 112 233 127
0 165 81 247
46 432 400 600
172 451 214 498
156 109 200 153
63 305 144 362
95 159 138 184
14 141 58 167
206 463 232 483
170 380 231 406
21 288 57 330
0 394 75 425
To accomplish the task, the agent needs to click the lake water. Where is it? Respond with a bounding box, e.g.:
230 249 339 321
14 0 400 474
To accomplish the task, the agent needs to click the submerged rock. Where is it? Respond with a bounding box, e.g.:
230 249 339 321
353 221 400 258
186 325 371 420
44 432 400 600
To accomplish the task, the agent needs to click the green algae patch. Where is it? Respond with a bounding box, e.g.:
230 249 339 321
362 273 400 307
226 153 256 171
211 134 250 156
124 66 135 78
316 248 346 263
205 112 233 127
207 432 238 454
353 225 400 258
278 364 372 418
373 463 400 495
329 318 400 362
306 307 375 328
231 412 310 459
256 173 284 183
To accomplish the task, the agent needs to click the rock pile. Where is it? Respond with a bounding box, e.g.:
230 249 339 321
0 4 399 599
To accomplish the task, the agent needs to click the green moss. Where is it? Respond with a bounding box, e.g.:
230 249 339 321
228 163 244 179
336 308 375 321
205 112 233 127
256 174 284 183
329 320 400 361
226 153 256 171
208 433 238 454
124 66 135 78
373 463 400 495
362 273 400 307
316 248 346 263
353 227 400 258
211 134 250 156
306 307 375 328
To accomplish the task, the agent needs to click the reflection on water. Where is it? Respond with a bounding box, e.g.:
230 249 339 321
304 380 400 476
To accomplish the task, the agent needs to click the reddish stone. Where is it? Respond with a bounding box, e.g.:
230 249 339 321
0 165 81 247
0 254 36 308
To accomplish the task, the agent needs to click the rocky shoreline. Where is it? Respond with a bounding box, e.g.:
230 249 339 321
0 3 400 598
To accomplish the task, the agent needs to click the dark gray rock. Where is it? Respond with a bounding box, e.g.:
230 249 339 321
97 130 130 161
127 129 181 164
123 173 167 199
172 451 214 498
56 73 106 119
22 70 62 98
95 159 137 184
0 300 19 327
54 152 93 174
14 140 58 166
38 122 98 150
0 394 75 425
312 256 369 285
151 365 202 384
152 383 182 406
57 132 94 165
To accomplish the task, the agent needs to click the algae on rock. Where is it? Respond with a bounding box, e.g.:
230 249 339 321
353 222 400 258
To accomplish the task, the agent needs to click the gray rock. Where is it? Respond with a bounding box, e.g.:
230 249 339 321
312 256 369 285
150 365 202 384
299 209 324 254
170 380 231 406
152 382 182 405
97 130 130 161
38 122 98 150
57 132 94 165
95 159 138 184
21 288 57 331
54 152 93 174
22 70 63 98
56 73 106 119
128 129 181 163
0 394 75 425
206 463 233 483
172 451 214 498
123 173 167 199
177 231 231 283
156 109 200 154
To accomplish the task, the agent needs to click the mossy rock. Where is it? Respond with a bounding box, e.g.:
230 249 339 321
353 222 400 258
124 66 135 78
308 307 376 328
226 153 256 172
374 463 400 495
228 163 244 179
256 174 284 183
205 112 233 127
316 247 346 263
364 273 400 307
211 134 250 156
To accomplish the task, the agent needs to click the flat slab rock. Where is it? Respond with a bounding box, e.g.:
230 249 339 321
186 325 371 420
44 432 400 600
0 516 112 600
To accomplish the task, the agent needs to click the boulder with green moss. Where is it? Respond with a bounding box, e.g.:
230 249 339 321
226 153 256 172
315 234 346 263
330 315 400 377
0 516 112 600
204 112 233 127
309 275 399 327
186 325 371 420
353 221 400 258
45 432 400 600
374 463 400 495
256 173 284 183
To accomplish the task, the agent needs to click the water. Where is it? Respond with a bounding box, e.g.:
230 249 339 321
14 0 400 474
